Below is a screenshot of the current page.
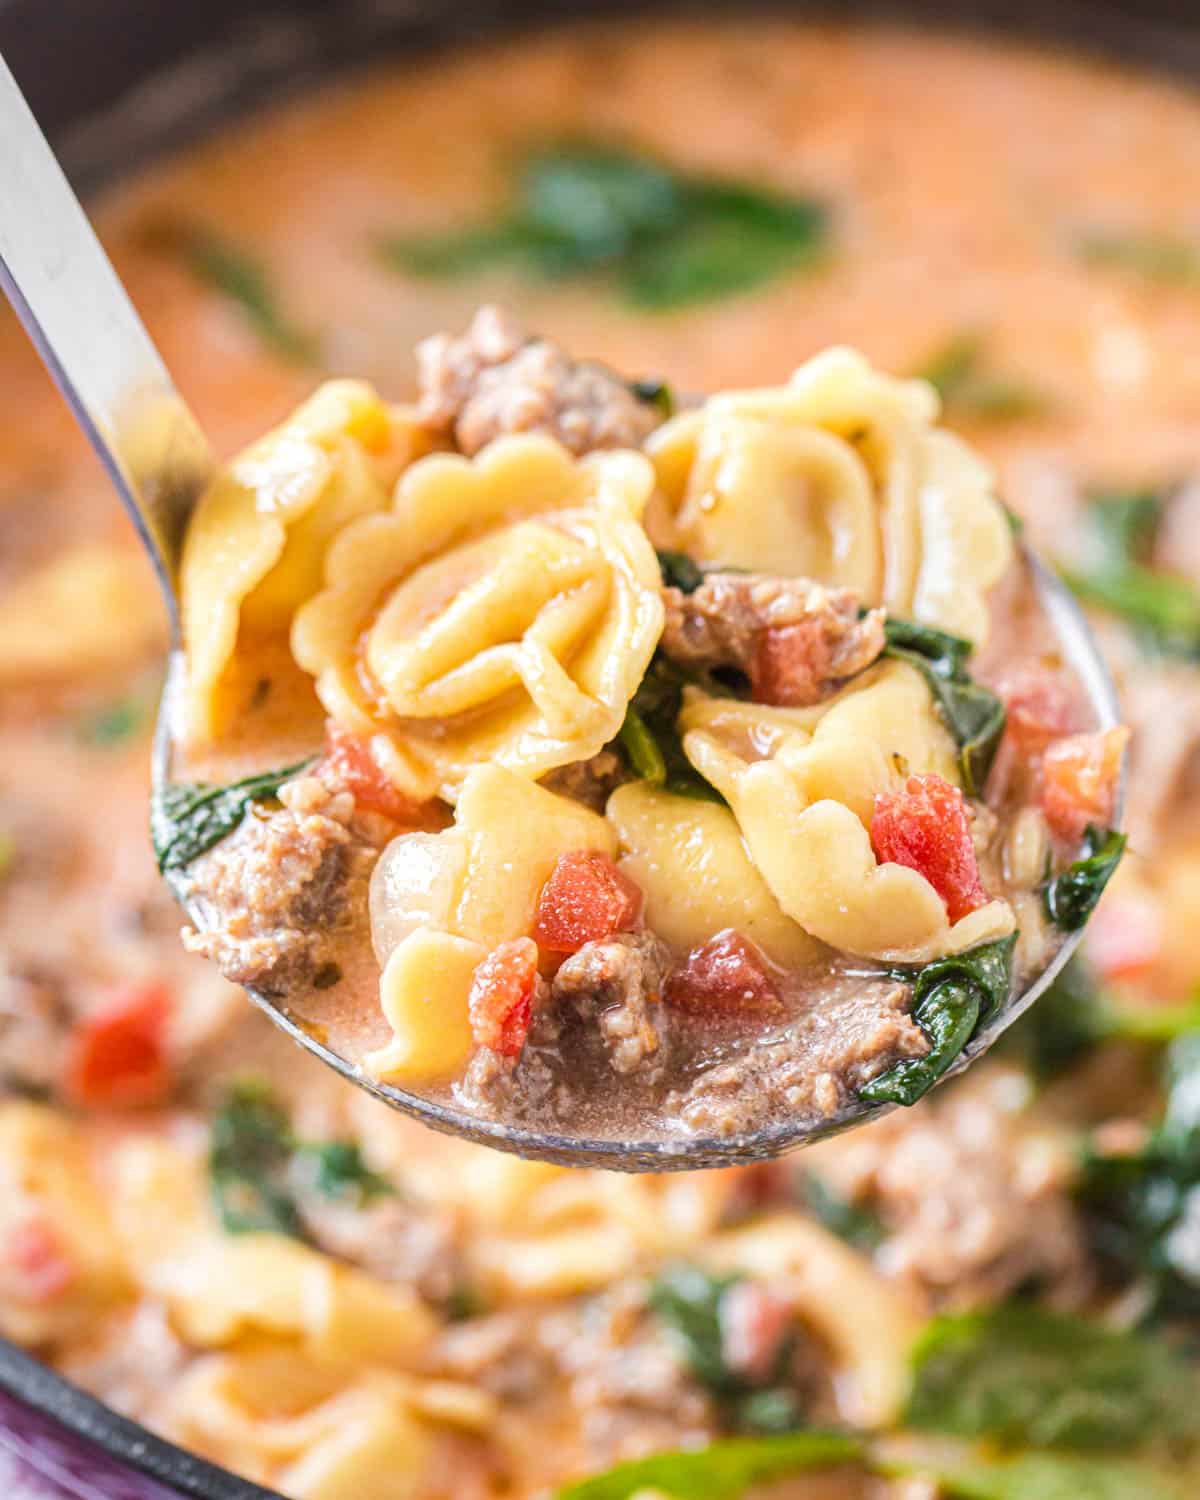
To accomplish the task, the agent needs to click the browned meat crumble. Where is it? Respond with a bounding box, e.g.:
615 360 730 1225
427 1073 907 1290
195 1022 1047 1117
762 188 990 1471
540 749 628 811
551 930 673 1075
660 573 886 705
675 980 926 1137
0 966 70 1097
416 305 664 456
180 776 377 996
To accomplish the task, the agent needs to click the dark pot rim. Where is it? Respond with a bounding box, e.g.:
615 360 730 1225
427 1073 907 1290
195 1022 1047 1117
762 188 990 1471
1 1 1198 1495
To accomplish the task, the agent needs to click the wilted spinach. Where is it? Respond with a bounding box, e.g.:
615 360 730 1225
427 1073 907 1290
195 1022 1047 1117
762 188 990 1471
858 937 1016 1108
904 1302 1198 1451
882 618 1006 796
208 1079 394 1238
151 758 313 874
616 656 724 802
914 332 1048 422
380 141 829 310
1077 1034 1200 1321
1062 487 1200 659
648 1264 805 1434
1042 825 1127 932
801 1175 884 1253
553 1431 862 1500
655 547 706 594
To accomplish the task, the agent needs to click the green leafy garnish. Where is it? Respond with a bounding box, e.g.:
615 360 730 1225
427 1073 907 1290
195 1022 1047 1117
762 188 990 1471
883 618 1006 796
151 759 313 874
905 1303 1197 1451
380 141 829 310
656 547 706 594
1042 825 1126 932
208 1079 394 1238
291 1140 395 1206
649 1264 805 1433
1076 227 1200 286
1077 1034 1200 1321
208 1079 304 1238
887 1449 1188 1500
553 1431 862 1500
617 656 724 802
858 937 1017 1108
801 1175 884 1253
915 333 1048 422
1062 487 1200 659
630 379 675 420
143 220 319 362
76 695 152 746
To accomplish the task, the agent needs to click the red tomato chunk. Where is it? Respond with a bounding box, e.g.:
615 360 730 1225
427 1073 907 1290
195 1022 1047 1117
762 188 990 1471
468 938 539 1057
665 930 782 1015
531 851 643 954
2 1218 75 1304
321 721 423 823
64 982 171 1110
1040 728 1129 842
997 667 1082 756
871 774 989 924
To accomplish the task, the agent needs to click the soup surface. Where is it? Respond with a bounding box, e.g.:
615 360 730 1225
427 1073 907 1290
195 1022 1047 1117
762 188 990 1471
1 17 1199 1500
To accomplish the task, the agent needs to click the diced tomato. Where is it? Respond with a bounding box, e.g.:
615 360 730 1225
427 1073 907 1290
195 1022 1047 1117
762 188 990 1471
64 982 171 1110
468 938 539 1057
719 1279 793 1384
1085 890 1163 981
664 930 783 1016
320 721 424 824
996 668 1083 756
870 774 989 924
531 851 643 954
1040 727 1130 842
751 621 826 707
2 1217 74 1304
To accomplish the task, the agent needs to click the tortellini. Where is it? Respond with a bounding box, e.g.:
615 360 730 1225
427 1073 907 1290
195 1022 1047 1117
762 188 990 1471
606 783 820 968
293 435 664 802
366 766 615 1082
180 380 427 742
681 661 1015 962
646 346 1013 644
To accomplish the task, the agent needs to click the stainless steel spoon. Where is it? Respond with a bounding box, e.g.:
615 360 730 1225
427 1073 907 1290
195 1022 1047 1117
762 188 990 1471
0 56 1123 1170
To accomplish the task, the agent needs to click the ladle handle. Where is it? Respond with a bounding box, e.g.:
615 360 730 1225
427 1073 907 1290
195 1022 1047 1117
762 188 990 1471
0 53 213 627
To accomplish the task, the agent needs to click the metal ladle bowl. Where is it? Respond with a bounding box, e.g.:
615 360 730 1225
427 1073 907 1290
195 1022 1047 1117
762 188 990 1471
0 55 1122 1170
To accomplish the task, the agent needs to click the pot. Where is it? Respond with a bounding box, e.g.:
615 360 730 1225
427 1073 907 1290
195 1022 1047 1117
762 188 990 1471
0 1 1195 1494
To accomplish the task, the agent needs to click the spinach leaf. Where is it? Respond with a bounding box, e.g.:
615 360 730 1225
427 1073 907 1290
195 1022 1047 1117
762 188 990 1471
151 759 312 873
904 1303 1197 1450
649 1264 805 1433
208 1079 303 1238
1078 1034 1200 1320
77 695 152 746
1042 825 1126 932
291 1140 395 1207
883 618 1006 796
1076 227 1200 287
144 221 319 363
209 1080 395 1238
554 1431 862 1500
618 656 724 802
649 1263 742 1393
801 1175 884 1253
382 140 829 311
858 937 1016 1108
656 547 706 594
914 332 1047 422
630 379 676 421
889 1450 1188 1500
1063 487 1200 659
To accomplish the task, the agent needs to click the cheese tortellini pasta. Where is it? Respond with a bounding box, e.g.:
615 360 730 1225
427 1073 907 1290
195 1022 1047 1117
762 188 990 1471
681 661 1016 961
180 380 427 741
646 346 1013 644
293 435 664 802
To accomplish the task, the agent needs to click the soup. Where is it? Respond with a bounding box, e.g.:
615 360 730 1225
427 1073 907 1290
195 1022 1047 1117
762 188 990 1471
1 17 1197 1500
166 307 1122 1147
